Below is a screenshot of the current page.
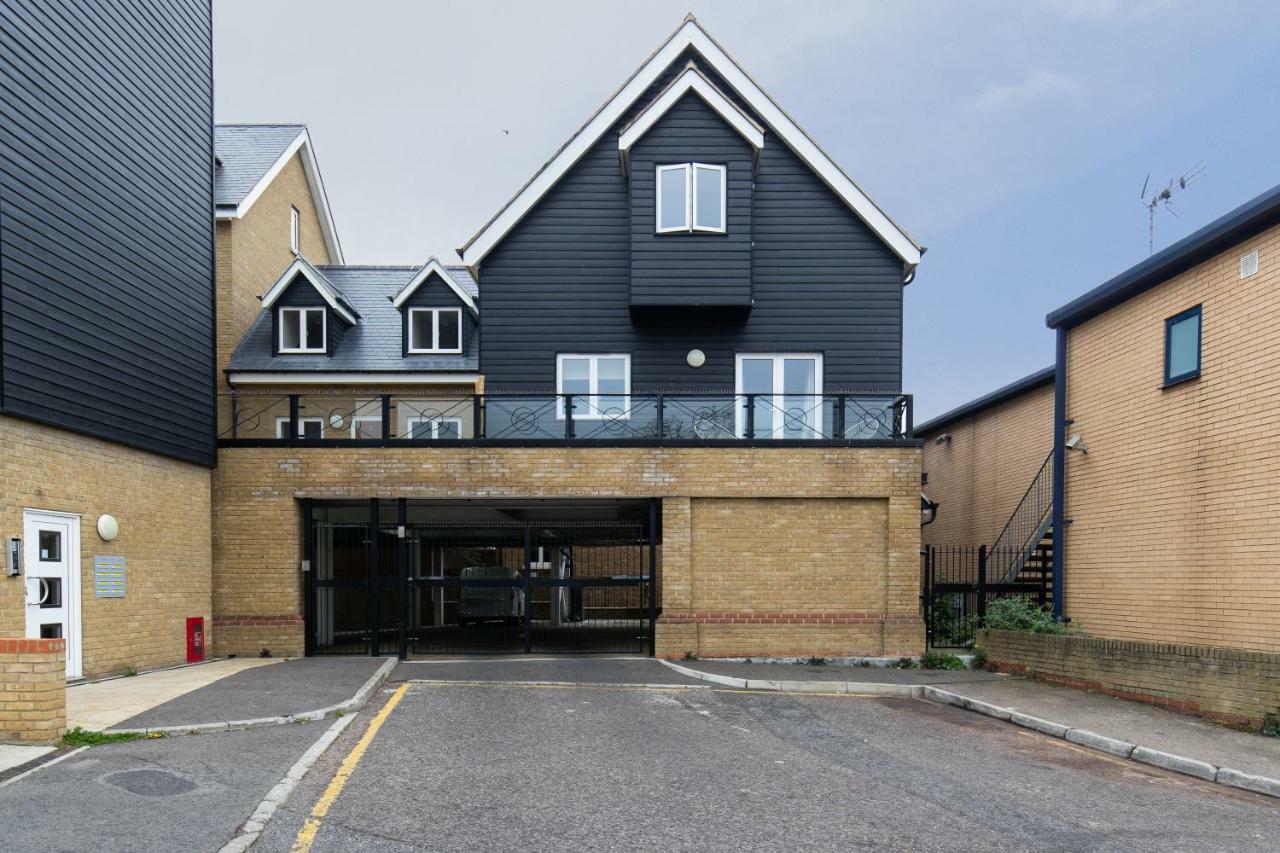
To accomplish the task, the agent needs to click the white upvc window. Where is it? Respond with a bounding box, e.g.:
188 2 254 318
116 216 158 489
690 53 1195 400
405 416 462 440
278 307 326 353
275 416 325 439
556 354 630 420
656 163 726 234
407 307 463 354
290 206 300 255
734 353 823 439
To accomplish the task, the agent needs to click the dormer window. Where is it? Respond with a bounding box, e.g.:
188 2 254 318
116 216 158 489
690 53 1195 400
279 306 326 353
656 163 726 234
408 307 462 354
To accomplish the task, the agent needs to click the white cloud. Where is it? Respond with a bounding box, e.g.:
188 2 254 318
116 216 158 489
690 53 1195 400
966 69 1082 114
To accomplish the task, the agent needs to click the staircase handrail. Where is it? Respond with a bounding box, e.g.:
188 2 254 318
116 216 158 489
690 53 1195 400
990 450 1054 582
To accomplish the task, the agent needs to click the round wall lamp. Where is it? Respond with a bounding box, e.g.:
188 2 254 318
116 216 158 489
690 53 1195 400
686 349 706 368
97 514 119 541
329 413 346 430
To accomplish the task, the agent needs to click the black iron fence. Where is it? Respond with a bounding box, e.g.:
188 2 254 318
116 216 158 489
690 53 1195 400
307 512 658 657
922 544 1050 648
219 391 913 446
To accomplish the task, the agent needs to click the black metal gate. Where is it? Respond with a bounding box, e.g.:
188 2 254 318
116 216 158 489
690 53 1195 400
306 507 657 657
922 544 1049 648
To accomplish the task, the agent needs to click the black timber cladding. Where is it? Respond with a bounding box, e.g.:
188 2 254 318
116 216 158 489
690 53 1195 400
0 0 215 465
478 50 904 393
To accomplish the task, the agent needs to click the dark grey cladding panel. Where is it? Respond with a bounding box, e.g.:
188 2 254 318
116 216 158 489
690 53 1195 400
628 92 754 307
477 51 903 394
0 0 215 465
229 266 478 373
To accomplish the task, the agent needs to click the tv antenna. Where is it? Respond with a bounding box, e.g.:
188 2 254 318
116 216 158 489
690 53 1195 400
1141 162 1206 254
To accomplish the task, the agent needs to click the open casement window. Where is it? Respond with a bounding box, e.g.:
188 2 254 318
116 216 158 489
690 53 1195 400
735 354 823 439
405 417 462 440
278 307 326 354
556 354 630 420
275 416 325 439
656 163 726 233
1164 305 1202 386
408 307 463 354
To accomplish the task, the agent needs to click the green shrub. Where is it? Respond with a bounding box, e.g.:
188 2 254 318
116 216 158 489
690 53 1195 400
969 647 989 670
887 656 918 669
928 595 979 647
921 651 965 670
983 597 1068 635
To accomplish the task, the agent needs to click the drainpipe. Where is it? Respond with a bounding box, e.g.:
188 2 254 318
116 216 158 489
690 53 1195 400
1051 327 1067 620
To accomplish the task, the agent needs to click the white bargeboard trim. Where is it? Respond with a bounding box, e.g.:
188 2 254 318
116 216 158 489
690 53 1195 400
259 257 359 325
391 258 478 314
619 64 764 159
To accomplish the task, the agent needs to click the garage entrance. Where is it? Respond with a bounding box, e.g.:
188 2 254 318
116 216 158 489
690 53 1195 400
305 500 658 657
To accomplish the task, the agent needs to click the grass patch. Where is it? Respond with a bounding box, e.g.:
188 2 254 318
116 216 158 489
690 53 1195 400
921 651 965 671
62 727 144 748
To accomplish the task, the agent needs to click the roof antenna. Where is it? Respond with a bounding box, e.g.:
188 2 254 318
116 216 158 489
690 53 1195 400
1140 161 1206 254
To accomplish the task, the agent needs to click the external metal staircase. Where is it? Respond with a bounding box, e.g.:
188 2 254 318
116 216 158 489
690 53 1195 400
991 451 1054 584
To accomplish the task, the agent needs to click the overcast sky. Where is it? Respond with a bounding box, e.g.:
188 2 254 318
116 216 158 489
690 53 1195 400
215 1 1280 419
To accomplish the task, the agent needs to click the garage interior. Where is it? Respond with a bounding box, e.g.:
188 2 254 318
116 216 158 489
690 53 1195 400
305 499 659 657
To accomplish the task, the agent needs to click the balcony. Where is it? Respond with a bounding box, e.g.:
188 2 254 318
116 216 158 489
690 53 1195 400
217 391 915 447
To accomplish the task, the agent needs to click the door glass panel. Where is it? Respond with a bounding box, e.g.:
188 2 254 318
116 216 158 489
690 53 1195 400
740 358 774 437
40 624 62 639
39 530 60 562
658 167 688 230
436 420 460 440
694 166 723 230
783 358 818 438
299 419 324 439
560 358 590 395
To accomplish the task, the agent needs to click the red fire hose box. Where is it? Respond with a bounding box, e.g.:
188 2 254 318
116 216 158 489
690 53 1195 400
186 616 205 663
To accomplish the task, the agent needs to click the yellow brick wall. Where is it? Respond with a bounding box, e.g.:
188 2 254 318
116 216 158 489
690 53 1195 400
0 638 66 744
920 381 1054 547
0 416 212 678
216 152 331 393
1063 220 1280 652
211 446 924 658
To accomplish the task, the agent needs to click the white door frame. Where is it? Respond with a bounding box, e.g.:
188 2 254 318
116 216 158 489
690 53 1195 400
734 353 824 438
23 509 83 679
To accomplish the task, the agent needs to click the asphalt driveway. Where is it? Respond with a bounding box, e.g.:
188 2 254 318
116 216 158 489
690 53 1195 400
254 660 1280 852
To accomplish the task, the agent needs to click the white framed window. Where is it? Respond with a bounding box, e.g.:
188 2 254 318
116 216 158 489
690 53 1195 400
350 411 383 439
655 163 726 234
275 416 325 439
556 354 631 420
407 307 463 354
734 353 823 439
278 307 326 353
290 206 300 255
405 417 462 440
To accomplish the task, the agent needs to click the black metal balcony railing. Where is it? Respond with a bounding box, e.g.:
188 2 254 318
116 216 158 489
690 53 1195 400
217 392 914 446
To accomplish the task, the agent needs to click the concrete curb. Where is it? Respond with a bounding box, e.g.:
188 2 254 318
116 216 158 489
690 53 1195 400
669 662 1280 801
218 712 358 853
410 677 714 691
658 659 919 697
103 657 398 737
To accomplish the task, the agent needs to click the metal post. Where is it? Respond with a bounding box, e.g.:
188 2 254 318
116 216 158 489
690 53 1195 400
230 393 239 439
977 544 988 621
381 395 391 441
648 498 659 656
472 394 482 440
288 395 299 439
655 394 664 440
369 498 380 657
1051 327 1067 619
922 544 931 648
522 524 533 653
397 498 407 660
745 393 755 440
905 394 914 438
834 394 845 441
302 499 315 657
564 394 574 440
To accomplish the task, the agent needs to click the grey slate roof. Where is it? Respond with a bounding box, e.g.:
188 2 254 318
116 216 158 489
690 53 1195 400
214 124 305 208
228 265 480 373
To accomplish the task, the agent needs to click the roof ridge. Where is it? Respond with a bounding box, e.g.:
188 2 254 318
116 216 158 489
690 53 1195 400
215 121 307 128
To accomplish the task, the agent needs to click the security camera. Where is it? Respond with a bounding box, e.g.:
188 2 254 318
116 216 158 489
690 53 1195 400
933 433 951 446
1066 434 1088 454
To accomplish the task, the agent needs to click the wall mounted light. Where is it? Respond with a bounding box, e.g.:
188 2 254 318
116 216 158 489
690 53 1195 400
686 349 706 368
97 514 119 541
329 413 345 430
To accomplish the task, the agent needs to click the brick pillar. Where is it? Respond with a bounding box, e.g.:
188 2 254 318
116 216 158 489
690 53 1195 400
0 638 67 745
654 497 696 658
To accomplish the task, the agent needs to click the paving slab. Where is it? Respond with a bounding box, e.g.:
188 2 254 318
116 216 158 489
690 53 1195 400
950 676 1280 781
683 660 1004 685
397 655 705 686
0 745 55 775
119 657 387 729
67 658 278 730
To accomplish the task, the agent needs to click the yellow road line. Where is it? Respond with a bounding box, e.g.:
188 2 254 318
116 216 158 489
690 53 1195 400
408 679 865 698
291 683 409 853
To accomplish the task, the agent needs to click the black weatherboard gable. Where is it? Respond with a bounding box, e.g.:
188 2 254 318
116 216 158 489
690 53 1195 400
0 0 215 466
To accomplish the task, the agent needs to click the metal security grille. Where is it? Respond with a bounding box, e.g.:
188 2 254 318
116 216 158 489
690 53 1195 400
307 514 655 657
922 544 1050 649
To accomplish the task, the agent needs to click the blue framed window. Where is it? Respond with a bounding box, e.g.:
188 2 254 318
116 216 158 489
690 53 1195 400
1164 305 1201 386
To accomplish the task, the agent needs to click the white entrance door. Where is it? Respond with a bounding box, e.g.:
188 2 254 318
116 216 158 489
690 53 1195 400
24 511 82 679
735 354 823 438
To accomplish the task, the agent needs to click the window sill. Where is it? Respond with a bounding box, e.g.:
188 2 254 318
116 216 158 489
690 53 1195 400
1162 371 1200 390
278 350 327 356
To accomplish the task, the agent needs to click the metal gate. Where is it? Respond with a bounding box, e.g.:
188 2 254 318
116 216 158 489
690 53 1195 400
922 544 1049 649
306 510 656 657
